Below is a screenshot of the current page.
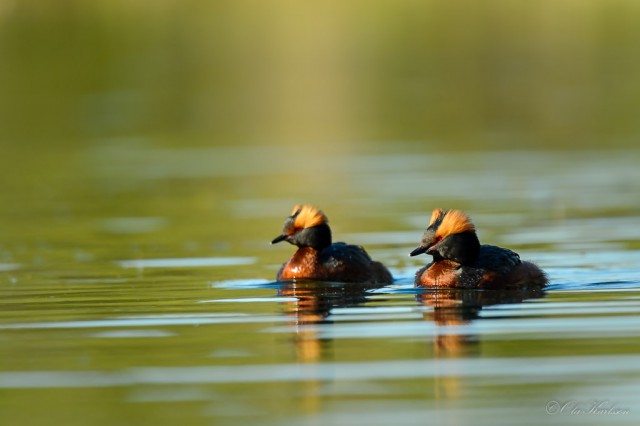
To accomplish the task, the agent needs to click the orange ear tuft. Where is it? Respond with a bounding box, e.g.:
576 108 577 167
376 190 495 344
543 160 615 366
429 208 446 226
292 205 328 229
435 209 475 237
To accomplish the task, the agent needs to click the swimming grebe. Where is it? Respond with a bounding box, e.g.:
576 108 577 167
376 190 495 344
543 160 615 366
410 209 547 289
271 204 393 284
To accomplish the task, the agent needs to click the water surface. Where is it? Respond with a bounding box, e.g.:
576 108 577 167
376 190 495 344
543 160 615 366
1 145 639 426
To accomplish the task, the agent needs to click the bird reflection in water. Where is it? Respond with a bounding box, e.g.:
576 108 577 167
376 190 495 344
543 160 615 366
418 287 545 357
418 286 545 400
278 280 381 362
275 278 545 404
276 280 383 417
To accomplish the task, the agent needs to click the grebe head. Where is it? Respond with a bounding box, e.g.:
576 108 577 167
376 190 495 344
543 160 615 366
409 208 480 264
271 204 332 249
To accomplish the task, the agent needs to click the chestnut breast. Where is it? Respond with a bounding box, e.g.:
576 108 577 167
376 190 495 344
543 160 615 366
278 247 322 280
416 260 462 288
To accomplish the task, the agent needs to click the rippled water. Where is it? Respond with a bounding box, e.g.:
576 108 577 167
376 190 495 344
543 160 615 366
1 143 639 425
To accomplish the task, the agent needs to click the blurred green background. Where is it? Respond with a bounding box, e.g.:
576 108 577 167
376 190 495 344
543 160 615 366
1 0 639 271
2 0 640 150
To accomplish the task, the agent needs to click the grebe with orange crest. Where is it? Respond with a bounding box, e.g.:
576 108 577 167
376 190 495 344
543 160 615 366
410 209 547 289
272 205 393 284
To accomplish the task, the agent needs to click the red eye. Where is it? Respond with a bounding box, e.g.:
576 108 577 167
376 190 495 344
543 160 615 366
435 236 442 243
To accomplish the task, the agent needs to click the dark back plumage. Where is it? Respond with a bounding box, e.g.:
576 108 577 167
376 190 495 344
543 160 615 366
475 245 521 276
